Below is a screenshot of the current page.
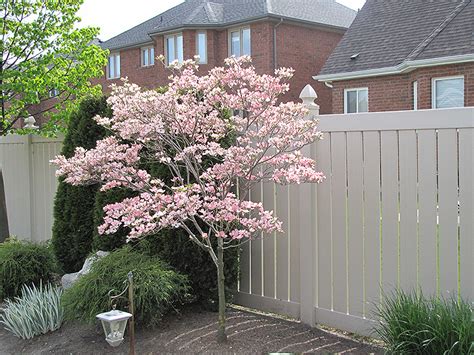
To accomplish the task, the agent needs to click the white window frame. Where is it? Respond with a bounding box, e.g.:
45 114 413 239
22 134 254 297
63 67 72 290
196 31 207 64
141 45 155 67
164 33 184 66
413 81 418 111
228 27 251 57
107 52 120 79
49 88 60 98
344 87 368 114
431 75 465 109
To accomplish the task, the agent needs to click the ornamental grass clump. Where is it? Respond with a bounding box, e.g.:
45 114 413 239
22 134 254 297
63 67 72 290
0 283 63 339
62 247 189 327
375 290 474 354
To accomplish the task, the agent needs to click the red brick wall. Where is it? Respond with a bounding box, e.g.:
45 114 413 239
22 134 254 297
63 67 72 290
95 20 345 113
330 62 474 114
276 23 344 113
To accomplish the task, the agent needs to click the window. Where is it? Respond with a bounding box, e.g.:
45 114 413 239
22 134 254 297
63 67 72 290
165 33 183 65
141 46 155 67
229 27 251 57
344 88 368 113
432 76 464 109
107 53 120 79
196 31 207 64
413 81 418 111
49 88 59 98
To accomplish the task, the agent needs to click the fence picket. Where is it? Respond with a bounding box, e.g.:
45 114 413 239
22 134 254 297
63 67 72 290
458 129 473 299
316 134 332 310
250 181 263 296
330 132 348 313
346 132 364 317
381 131 399 294
437 129 459 298
263 182 276 298
417 130 438 296
399 131 418 291
362 131 381 316
275 184 289 301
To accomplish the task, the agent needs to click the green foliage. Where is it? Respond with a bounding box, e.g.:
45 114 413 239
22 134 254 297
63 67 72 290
0 0 108 136
139 233 238 310
0 283 63 339
375 290 474 354
62 247 189 327
51 97 109 273
0 238 58 300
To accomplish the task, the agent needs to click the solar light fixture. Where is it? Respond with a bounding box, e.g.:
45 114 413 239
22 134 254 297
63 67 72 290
96 309 132 347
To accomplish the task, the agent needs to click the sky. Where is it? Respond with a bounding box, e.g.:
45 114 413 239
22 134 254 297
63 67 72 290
78 0 366 41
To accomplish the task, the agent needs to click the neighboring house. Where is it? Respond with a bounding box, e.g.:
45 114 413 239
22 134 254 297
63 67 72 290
96 0 356 113
314 0 474 114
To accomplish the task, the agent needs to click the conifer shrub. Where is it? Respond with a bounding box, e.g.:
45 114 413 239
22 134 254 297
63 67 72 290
62 247 189 327
51 96 109 273
0 239 58 300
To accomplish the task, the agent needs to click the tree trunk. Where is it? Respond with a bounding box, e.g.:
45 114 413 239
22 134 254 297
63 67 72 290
0 167 9 243
216 237 227 343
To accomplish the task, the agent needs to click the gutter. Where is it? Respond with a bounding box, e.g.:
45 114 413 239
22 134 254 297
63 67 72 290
273 18 284 71
313 53 474 82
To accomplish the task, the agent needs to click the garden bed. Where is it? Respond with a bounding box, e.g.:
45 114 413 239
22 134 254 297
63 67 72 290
0 307 383 354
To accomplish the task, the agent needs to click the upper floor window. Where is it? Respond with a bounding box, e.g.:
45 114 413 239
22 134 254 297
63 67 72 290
229 27 251 57
107 53 120 79
432 76 464 109
196 31 207 64
49 88 59 98
344 88 368 113
165 33 183 66
141 46 155 67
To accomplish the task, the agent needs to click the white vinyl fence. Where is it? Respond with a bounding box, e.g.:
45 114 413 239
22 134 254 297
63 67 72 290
0 135 63 242
235 107 474 336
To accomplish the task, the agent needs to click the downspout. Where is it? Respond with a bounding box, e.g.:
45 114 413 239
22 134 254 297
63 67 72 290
273 18 283 70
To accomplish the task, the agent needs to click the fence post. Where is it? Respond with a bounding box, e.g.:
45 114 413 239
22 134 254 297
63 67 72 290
22 134 34 242
298 85 319 326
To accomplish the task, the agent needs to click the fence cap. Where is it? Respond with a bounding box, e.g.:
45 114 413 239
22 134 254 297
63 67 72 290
299 84 318 107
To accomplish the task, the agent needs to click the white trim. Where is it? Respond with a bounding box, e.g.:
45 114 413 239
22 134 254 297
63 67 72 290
431 75 465 109
413 81 418 111
164 32 184 66
314 54 474 82
344 87 368 114
228 26 251 57
140 45 155 67
196 31 208 64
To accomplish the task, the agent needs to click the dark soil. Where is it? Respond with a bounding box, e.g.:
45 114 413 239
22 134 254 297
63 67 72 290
0 307 383 354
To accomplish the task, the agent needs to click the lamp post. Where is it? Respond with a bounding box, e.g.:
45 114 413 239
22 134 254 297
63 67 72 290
96 272 135 355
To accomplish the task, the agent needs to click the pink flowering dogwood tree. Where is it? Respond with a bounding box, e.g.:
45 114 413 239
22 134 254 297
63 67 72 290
53 56 324 341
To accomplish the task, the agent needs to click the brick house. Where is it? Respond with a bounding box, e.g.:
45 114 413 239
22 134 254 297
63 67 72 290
314 0 474 114
96 0 356 114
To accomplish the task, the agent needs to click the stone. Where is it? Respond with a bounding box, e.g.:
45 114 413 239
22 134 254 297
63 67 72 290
61 251 109 289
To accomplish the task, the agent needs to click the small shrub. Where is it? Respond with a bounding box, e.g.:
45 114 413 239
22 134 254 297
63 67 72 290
0 283 63 339
375 290 474 354
0 238 58 300
62 247 189 327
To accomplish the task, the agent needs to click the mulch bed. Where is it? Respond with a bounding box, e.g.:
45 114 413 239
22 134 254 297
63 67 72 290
0 307 383 354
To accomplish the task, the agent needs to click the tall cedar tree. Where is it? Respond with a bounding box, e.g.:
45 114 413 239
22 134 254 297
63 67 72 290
51 97 109 272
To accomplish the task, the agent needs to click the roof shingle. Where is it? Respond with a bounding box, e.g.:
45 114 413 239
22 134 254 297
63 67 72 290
318 0 474 77
101 0 356 50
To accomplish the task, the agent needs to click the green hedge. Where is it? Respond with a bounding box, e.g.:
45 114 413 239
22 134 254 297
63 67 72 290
0 239 58 300
51 96 109 273
62 247 189 327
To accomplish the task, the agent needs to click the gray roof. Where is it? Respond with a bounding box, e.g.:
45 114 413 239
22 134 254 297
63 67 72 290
101 0 356 50
318 0 474 77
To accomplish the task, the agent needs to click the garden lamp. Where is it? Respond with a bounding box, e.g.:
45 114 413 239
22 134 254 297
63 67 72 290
96 309 132 347
96 271 136 355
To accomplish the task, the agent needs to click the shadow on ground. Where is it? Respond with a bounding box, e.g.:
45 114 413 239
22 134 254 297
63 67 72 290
0 308 383 354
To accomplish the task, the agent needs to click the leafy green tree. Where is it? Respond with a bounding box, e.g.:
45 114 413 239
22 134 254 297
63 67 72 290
0 0 108 136
51 96 109 272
